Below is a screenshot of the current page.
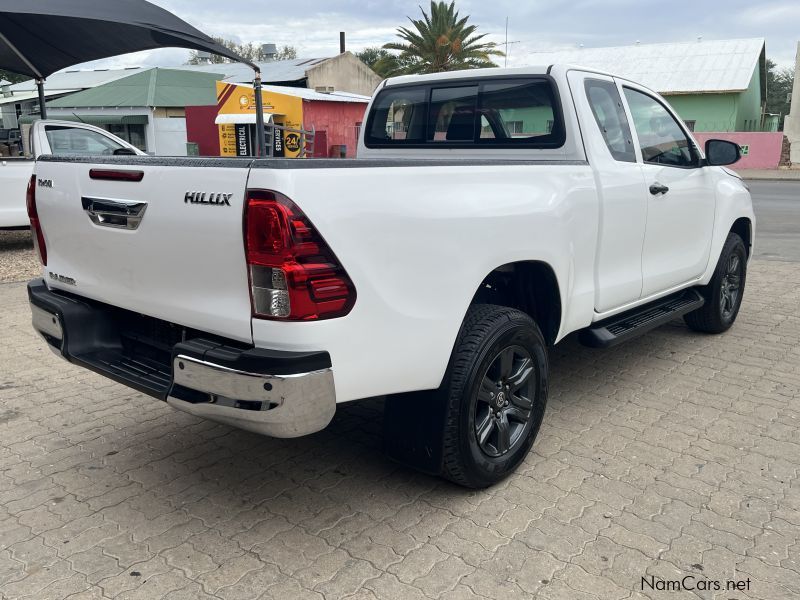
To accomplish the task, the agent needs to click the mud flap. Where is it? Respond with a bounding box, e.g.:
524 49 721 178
383 390 448 476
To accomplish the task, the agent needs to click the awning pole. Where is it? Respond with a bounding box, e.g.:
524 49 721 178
37 79 47 119
0 30 47 119
253 67 266 157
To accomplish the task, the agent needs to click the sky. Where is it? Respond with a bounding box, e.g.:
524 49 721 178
75 0 799 72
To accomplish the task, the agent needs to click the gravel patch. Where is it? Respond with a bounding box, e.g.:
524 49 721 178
0 229 40 283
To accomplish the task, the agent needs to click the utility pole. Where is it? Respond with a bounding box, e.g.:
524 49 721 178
504 17 508 67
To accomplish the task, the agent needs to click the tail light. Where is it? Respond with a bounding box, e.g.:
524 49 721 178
26 175 47 266
244 190 356 320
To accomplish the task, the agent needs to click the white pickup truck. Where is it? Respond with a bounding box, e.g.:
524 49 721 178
28 65 754 487
1 121 141 228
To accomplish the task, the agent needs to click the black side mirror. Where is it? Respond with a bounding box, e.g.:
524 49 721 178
113 147 137 156
705 139 740 166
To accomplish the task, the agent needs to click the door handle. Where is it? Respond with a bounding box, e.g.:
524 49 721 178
649 182 669 195
81 196 148 230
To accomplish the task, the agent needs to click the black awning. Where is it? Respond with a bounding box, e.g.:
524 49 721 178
0 0 250 79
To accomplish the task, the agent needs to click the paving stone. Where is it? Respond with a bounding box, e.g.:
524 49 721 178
0 261 798 599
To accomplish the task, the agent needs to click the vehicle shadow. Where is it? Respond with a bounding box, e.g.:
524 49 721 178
119 317 705 528
0 228 33 252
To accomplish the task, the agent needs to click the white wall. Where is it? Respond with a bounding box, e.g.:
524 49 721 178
785 42 800 164
152 117 188 156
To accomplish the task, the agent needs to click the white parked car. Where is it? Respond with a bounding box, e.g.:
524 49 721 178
27 66 754 487
0 120 142 228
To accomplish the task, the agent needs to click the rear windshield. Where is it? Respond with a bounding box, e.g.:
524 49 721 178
365 77 565 149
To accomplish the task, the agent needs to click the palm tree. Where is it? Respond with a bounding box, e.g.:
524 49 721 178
378 2 504 76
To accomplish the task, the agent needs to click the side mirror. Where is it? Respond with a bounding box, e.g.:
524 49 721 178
705 139 741 166
113 147 137 156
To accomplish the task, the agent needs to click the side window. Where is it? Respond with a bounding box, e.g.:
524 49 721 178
622 88 697 167
584 79 635 162
478 80 562 144
45 126 125 156
366 87 427 143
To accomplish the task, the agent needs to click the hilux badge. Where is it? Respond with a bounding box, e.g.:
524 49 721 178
184 192 232 206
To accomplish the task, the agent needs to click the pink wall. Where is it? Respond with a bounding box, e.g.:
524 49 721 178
303 100 368 158
692 132 784 169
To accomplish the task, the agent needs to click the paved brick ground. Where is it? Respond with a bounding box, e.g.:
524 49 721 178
1 260 798 600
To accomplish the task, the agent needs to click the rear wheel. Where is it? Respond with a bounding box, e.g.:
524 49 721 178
684 232 747 333
441 304 548 488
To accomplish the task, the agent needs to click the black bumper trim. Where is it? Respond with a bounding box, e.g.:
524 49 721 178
28 279 332 400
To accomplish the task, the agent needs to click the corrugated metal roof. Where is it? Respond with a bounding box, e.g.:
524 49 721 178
0 88 78 106
261 84 369 103
530 38 765 94
48 68 222 108
180 57 331 84
10 68 145 93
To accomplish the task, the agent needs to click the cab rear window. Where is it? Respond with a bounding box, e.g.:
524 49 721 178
365 77 565 149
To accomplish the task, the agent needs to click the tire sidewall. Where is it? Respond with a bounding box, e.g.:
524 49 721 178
710 235 747 328
456 317 548 486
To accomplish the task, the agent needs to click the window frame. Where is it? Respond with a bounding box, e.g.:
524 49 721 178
621 85 701 170
583 78 636 163
364 74 567 150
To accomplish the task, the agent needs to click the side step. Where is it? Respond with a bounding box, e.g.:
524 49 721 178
579 289 704 348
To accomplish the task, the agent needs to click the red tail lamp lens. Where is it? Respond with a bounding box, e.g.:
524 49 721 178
244 190 355 320
26 175 47 266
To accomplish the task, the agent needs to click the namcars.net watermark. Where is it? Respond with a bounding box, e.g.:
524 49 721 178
642 575 751 593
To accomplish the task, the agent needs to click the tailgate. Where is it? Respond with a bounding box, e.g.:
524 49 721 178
35 158 254 343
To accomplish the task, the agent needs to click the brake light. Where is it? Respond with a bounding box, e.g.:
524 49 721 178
244 190 355 320
26 175 47 266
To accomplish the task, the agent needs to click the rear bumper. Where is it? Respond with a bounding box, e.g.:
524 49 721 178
28 279 336 438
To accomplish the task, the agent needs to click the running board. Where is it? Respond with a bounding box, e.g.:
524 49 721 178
579 289 705 348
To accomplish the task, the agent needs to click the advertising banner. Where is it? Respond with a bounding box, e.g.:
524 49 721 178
216 81 303 157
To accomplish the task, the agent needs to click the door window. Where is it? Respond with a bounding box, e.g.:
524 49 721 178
584 79 635 162
45 126 126 156
623 88 697 167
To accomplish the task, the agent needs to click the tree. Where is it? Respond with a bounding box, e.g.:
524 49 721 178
355 47 402 78
356 47 390 69
379 1 503 76
275 45 297 60
0 69 26 84
188 39 298 64
765 58 794 129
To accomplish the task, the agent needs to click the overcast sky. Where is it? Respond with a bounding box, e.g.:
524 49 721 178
76 0 799 72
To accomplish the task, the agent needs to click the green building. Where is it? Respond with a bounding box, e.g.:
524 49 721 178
533 38 767 132
27 68 223 155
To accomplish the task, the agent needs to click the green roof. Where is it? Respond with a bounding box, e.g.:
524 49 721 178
48 68 223 109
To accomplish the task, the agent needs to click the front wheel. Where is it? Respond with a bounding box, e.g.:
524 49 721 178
684 232 747 334
441 304 548 488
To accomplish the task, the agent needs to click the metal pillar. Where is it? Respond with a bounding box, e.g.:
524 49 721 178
37 79 47 119
253 68 266 157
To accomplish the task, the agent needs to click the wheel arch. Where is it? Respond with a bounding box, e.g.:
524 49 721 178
730 217 752 257
468 260 563 345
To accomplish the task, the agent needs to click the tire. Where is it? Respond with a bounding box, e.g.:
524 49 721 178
441 304 548 488
684 232 747 334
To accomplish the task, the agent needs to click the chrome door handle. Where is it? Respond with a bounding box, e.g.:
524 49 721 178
81 197 147 230
649 183 669 195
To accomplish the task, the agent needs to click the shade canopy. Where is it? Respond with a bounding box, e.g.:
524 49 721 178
0 0 267 155
0 0 250 79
